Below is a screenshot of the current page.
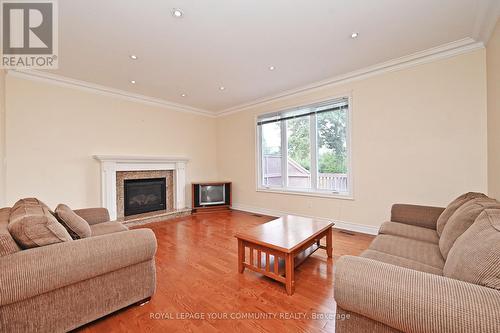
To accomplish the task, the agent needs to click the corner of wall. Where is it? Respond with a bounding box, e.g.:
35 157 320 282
487 19 500 199
0 69 6 206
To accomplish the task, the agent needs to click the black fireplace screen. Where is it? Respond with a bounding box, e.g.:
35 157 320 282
124 178 166 216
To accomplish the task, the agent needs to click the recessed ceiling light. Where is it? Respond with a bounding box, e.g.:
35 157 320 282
129 55 138 60
130 80 136 84
219 86 225 91
172 8 183 18
269 66 275 71
351 32 359 39
181 93 187 97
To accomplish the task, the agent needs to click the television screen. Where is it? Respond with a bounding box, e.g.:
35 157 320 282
199 185 225 205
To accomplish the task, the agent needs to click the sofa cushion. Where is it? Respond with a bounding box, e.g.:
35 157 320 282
369 234 444 269
361 249 443 275
12 197 53 213
439 198 500 259
55 204 91 239
8 199 73 249
0 208 21 256
444 209 500 290
90 221 128 236
379 221 439 244
436 192 487 236
73 208 110 225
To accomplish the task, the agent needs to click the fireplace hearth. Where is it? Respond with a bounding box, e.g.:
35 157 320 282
124 178 166 216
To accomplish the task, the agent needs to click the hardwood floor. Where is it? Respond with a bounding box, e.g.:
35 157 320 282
78 210 374 333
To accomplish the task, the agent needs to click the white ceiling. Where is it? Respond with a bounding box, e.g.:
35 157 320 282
49 0 499 113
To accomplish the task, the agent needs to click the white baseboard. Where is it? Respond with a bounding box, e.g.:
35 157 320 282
232 203 380 235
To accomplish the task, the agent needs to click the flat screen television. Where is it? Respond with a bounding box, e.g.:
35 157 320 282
199 185 225 205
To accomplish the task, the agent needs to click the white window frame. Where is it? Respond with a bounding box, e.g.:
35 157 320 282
255 96 353 200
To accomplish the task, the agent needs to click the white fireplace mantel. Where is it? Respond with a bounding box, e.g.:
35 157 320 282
94 155 189 220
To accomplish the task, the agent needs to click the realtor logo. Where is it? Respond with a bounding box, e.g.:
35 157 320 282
1 0 58 68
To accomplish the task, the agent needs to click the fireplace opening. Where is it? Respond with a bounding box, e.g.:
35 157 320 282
124 178 166 216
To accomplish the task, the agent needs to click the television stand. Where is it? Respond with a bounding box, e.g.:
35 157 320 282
191 182 232 213
193 205 231 214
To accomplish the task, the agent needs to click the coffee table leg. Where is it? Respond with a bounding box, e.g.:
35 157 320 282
285 253 295 295
326 227 333 258
238 239 245 273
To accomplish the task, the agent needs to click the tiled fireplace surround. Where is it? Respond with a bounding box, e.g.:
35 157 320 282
94 155 191 225
116 170 174 219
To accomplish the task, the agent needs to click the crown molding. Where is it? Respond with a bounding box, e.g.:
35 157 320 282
6 37 486 119
473 0 500 43
6 69 216 118
215 38 484 117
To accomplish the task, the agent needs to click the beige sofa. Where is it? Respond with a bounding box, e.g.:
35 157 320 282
334 192 500 333
0 199 157 332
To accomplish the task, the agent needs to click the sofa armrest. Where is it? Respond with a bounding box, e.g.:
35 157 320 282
334 256 500 333
390 204 444 229
74 207 110 225
0 228 157 307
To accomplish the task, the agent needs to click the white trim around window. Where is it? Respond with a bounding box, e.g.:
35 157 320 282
255 95 353 200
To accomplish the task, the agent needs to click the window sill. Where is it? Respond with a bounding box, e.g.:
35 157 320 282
256 187 354 200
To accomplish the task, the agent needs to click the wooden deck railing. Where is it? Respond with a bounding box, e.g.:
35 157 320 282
317 173 348 192
262 155 348 192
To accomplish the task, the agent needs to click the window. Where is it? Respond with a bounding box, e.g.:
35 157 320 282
257 97 351 197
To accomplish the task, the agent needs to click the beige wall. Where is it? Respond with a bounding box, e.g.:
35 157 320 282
217 50 488 229
487 20 500 199
4 75 218 209
2 48 490 230
0 70 5 206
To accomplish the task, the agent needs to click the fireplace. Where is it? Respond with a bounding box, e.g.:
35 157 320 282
124 178 166 216
94 155 188 220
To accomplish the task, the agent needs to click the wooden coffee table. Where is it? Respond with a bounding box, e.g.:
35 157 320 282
235 215 334 295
